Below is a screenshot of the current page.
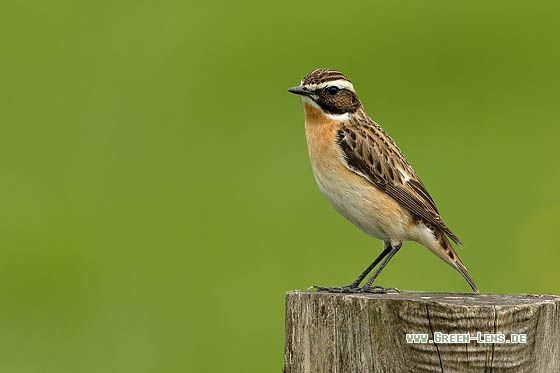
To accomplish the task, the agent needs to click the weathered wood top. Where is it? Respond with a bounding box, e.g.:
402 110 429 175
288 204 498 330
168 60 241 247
285 290 560 372
287 289 560 306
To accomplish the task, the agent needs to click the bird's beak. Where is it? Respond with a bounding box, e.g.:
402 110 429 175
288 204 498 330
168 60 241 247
288 85 311 96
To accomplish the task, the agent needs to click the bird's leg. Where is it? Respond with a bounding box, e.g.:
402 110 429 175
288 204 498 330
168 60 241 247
347 245 392 288
361 242 402 293
313 245 392 293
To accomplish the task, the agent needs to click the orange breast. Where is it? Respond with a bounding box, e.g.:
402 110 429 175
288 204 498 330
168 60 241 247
303 102 340 167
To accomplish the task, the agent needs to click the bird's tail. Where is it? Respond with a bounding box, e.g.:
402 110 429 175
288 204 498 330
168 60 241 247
432 229 479 293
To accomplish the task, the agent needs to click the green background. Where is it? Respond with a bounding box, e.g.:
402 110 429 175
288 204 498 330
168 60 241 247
1 1 559 371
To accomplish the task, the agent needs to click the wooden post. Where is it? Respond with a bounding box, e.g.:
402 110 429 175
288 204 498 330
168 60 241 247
284 290 560 372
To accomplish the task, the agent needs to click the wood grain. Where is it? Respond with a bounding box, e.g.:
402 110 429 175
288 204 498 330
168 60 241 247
284 291 560 372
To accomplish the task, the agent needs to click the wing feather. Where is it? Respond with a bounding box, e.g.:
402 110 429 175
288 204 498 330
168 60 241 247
337 116 462 246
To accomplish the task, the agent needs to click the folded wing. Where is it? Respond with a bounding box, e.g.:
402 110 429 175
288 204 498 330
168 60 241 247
336 116 462 246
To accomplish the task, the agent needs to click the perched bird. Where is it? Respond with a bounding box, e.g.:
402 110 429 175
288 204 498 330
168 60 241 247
288 68 478 293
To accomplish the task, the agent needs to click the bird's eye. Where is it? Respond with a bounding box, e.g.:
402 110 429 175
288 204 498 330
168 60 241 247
327 86 340 95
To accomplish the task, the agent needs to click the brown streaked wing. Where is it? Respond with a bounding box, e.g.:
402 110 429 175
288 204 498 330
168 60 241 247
336 117 462 246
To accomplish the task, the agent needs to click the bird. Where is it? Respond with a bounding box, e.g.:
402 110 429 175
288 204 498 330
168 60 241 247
288 68 478 293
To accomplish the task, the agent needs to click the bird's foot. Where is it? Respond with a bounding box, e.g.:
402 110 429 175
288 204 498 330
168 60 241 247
312 284 399 294
312 285 363 293
361 285 400 294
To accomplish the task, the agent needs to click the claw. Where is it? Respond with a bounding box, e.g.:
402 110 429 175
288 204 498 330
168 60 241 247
312 284 400 294
361 285 400 294
312 285 361 293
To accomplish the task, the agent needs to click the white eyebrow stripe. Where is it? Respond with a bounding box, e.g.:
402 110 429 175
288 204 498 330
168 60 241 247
303 80 355 92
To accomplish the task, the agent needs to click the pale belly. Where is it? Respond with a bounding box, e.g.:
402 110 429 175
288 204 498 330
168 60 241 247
311 163 405 242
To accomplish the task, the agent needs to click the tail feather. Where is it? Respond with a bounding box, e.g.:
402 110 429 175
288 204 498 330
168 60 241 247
433 230 478 293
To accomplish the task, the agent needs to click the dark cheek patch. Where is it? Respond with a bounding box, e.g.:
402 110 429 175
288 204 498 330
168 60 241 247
336 93 353 112
316 90 360 115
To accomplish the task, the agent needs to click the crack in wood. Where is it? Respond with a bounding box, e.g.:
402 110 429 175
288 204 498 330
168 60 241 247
284 291 560 373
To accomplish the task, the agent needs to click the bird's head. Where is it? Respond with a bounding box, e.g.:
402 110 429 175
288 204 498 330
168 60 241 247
288 68 362 118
